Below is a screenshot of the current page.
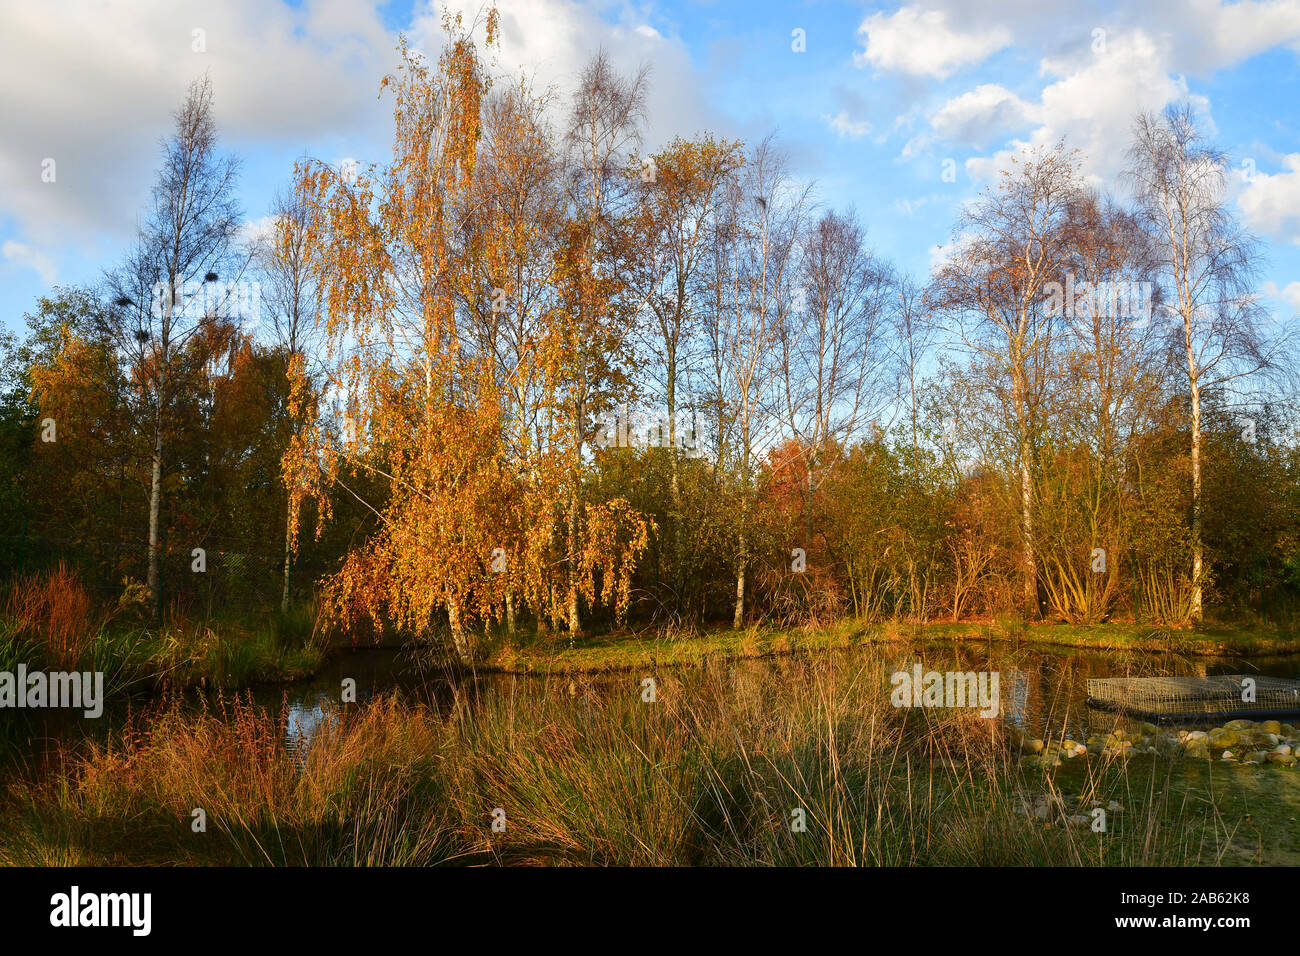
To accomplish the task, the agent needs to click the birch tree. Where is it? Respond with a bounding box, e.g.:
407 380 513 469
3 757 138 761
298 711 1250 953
105 74 242 616
1126 104 1286 622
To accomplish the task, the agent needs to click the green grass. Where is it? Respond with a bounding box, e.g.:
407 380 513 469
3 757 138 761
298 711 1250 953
0 612 327 694
481 617 1300 675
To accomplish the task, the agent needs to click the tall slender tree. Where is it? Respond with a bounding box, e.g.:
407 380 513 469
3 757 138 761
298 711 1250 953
1126 104 1284 622
932 143 1082 618
104 74 242 616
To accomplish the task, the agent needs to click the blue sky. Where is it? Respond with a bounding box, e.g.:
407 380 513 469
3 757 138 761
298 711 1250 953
3 0 1300 337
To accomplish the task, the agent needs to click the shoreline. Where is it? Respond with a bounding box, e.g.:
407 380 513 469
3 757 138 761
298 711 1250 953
476 620 1300 676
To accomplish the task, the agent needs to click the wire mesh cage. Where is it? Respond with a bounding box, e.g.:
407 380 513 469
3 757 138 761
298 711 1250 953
1086 675 1300 723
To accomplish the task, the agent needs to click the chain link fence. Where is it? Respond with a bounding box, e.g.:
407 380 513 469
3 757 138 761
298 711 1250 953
0 523 334 616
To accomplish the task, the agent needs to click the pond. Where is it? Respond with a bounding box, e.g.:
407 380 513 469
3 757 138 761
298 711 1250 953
6 638 1300 771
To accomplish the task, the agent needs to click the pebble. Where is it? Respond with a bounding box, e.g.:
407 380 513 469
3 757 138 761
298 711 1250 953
1010 718 1300 770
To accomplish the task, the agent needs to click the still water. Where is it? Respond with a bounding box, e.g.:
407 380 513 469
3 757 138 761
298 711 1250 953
5 640 1300 771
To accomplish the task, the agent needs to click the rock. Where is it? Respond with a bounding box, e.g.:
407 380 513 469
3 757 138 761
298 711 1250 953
1275 744 1293 756
1207 728 1241 750
1261 720 1283 735
1235 730 1277 749
1021 738 1045 755
1185 742 1210 759
1244 751 1268 764
1185 730 1207 742
1221 750 1236 760
1141 722 1160 736
1266 752 1298 767
1225 719 1256 731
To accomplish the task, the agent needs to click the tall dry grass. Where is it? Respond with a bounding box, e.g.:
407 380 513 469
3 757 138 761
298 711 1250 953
0 649 1223 866
5 561 95 669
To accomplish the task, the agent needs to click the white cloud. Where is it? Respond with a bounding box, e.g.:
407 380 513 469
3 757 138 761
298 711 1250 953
825 112 872 139
1262 279 1300 308
964 31 1190 185
872 1 1300 185
858 0 1300 81
0 0 393 248
237 215 279 251
1 240 57 285
930 84 1039 146
0 0 717 274
1163 0 1300 74
1238 154 1300 243
426 0 715 152
855 6 1010 79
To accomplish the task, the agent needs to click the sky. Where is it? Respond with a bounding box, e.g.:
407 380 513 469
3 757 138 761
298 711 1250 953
3 0 1300 338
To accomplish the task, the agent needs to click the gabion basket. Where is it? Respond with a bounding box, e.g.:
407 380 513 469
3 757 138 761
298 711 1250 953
1086 675 1300 723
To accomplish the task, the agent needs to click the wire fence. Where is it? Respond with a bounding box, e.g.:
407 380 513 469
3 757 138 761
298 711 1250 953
0 524 335 615
1087 675 1300 722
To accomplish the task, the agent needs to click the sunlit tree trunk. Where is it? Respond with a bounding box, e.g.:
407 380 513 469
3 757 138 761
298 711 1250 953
281 508 293 614
1189 358 1203 621
147 420 163 616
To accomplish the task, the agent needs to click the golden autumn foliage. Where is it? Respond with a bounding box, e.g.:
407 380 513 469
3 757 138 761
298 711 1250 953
285 8 651 660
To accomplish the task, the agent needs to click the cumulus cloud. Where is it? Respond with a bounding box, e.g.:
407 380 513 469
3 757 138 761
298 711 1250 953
425 0 716 152
855 6 1011 79
0 0 394 248
863 1 1300 191
963 31 1191 185
237 215 280 251
1238 154 1300 243
1161 0 1300 74
929 84 1040 147
857 0 1300 81
1 0 716 269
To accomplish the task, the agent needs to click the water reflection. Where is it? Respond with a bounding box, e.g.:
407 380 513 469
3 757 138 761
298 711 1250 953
6 640 1300 764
